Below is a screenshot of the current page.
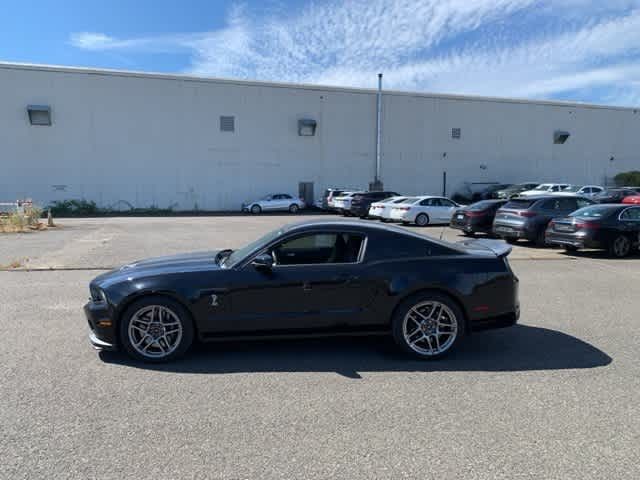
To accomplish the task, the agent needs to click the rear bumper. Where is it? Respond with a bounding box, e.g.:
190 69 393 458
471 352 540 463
349 205 370 216
492 223 536 241
470 310 519 332
545 232 601 249
84 301 118 351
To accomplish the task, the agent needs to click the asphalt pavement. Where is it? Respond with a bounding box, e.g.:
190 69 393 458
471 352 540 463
1 215 639 479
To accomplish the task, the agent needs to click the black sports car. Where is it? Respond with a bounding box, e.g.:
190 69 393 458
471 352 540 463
85 221 519 362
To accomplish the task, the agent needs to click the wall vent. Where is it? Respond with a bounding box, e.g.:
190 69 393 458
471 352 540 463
451 127 461 139
554 130 570 144
220 116 235 132
27 105 52 126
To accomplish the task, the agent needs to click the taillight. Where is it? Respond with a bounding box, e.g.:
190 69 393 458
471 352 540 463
395 206 410 211
519 211 537 217
575 221 600 230
466 210 487 217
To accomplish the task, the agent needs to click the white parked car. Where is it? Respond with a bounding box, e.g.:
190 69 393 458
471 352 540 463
518 183 571 197
552 185 605 197
242 193 305 214
368 196 407 220
332 192 362 214
387 196 462 226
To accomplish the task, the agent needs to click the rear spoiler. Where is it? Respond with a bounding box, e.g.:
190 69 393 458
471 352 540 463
457 238 512 258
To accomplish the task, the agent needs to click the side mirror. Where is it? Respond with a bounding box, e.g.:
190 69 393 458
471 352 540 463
251 253 273 271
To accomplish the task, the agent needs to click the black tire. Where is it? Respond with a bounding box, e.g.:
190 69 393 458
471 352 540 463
250 204 261 214
415 213 429 227
563 245 579 252
119 295 194 363
289 204 299 213
392 292 464 359
608 234 632 258
505 238 518 244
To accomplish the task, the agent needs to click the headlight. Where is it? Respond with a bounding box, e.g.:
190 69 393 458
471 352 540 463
90 286 107 303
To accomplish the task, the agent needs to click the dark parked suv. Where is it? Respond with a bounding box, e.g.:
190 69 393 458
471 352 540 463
492 195 594 245
349 191 399 218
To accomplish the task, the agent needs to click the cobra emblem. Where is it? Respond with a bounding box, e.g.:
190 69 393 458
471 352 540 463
210 294 219 307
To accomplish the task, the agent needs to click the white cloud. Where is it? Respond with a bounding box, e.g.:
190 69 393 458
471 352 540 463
69 0 640 105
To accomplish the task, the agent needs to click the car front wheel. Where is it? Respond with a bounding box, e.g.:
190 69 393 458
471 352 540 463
251 204 261 214
392 293 464 359
119 296 194 363
289 204 299 213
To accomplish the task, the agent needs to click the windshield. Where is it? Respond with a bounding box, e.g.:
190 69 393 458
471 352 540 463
400 197 420 204
533 184 551 190
223 228 283 267
562 185 582 192
569 205 614 218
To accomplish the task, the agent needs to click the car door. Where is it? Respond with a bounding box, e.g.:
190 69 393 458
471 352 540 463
221 232 375 332
619 207 640 244
438 198 457 222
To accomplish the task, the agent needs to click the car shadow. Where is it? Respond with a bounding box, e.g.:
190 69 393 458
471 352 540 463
99 324 612 378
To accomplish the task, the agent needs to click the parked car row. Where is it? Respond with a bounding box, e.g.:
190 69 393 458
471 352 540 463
453 195 640 258
467 182 640 202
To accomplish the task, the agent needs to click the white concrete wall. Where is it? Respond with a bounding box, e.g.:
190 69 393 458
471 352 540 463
1 64 639 210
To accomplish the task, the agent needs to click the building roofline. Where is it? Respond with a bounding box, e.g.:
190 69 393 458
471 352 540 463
1 60 638 112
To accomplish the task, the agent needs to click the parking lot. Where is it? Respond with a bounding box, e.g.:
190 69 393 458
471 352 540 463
2 214 639 479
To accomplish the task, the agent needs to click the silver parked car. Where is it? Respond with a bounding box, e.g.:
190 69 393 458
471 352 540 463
242 194 305 214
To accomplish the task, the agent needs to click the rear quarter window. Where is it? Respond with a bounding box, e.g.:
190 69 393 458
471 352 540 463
366 232 457 260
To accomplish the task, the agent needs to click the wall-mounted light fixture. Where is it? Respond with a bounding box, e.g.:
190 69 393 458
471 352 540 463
554 130 570 144
27 105 52 126
298 119 317 136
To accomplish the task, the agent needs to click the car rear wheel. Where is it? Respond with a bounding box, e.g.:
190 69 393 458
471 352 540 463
505 238 518 244
120 296 194 363
251 204 261 214
608 234 631 258
564 245 579 252
415 213 429 226
289 204 299 213
392 293 464 359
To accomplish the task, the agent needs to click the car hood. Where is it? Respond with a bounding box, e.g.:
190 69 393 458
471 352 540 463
92 251 221 288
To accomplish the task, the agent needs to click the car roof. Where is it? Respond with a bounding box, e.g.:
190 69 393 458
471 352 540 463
279 219 458 247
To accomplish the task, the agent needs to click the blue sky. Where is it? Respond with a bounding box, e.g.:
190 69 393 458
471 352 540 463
3 0 640 106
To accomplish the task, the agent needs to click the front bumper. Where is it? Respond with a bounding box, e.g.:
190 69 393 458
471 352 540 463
84 301 118 351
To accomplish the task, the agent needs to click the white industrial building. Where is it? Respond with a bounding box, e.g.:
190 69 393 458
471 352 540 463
1 62 639 210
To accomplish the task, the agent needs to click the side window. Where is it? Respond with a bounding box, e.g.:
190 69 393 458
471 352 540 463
558 198 577 211
576 198 591 209
551 185 560 192
538 199 558 210
419 199 431 206
621 208 640 220
271 233 364 265
439 199 455 207
282 194 292 199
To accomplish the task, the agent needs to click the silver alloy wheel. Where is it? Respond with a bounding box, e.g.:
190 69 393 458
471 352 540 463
251 204 261 214
289 204 299 213
415 213 428 226
402 301 458 356
128 305 183 359
613 236 630 257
